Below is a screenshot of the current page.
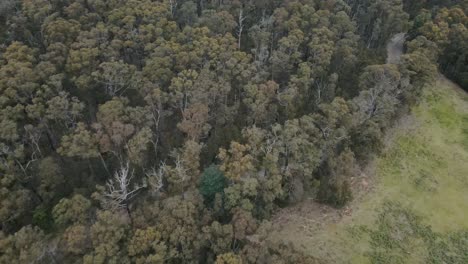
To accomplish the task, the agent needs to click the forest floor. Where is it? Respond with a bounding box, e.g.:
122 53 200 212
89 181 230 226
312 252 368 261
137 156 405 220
268 76 468 263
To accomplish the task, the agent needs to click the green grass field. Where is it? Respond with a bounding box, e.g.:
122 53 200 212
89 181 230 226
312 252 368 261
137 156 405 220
270 78 468 263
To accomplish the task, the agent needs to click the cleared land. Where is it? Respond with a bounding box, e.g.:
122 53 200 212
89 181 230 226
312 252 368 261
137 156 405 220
269 77 468 263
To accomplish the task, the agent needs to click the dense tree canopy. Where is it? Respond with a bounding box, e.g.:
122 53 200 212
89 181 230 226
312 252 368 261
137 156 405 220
0 0 461 263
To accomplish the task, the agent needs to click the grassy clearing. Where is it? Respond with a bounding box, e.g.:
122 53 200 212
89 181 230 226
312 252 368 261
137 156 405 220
269 78 468 263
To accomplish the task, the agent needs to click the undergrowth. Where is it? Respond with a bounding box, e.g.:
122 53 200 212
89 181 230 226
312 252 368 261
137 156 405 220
354 202 468 264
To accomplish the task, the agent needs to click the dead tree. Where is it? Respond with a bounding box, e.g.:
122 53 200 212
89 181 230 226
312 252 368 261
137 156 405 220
103 161 143 218
237 7 247 49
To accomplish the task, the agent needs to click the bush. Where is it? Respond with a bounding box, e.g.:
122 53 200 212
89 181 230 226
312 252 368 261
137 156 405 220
32 206 53 231
318 149 357 207
199 165 226 204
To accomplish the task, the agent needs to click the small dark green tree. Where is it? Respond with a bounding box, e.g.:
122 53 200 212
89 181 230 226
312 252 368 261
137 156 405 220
318 148 357 208
199 165 226 204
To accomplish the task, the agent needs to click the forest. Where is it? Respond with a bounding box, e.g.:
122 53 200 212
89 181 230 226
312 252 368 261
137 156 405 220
0 0 466 263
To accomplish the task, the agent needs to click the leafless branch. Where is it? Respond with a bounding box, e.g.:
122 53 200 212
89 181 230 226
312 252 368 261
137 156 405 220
145 164 165 194
104 161 143 209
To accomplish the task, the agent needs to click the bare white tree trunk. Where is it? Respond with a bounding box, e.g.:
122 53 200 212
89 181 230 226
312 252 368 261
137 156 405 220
237 8 246 49
169 0 178 17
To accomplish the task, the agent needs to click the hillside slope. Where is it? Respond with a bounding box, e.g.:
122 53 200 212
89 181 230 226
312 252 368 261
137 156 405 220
268 76 468 263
